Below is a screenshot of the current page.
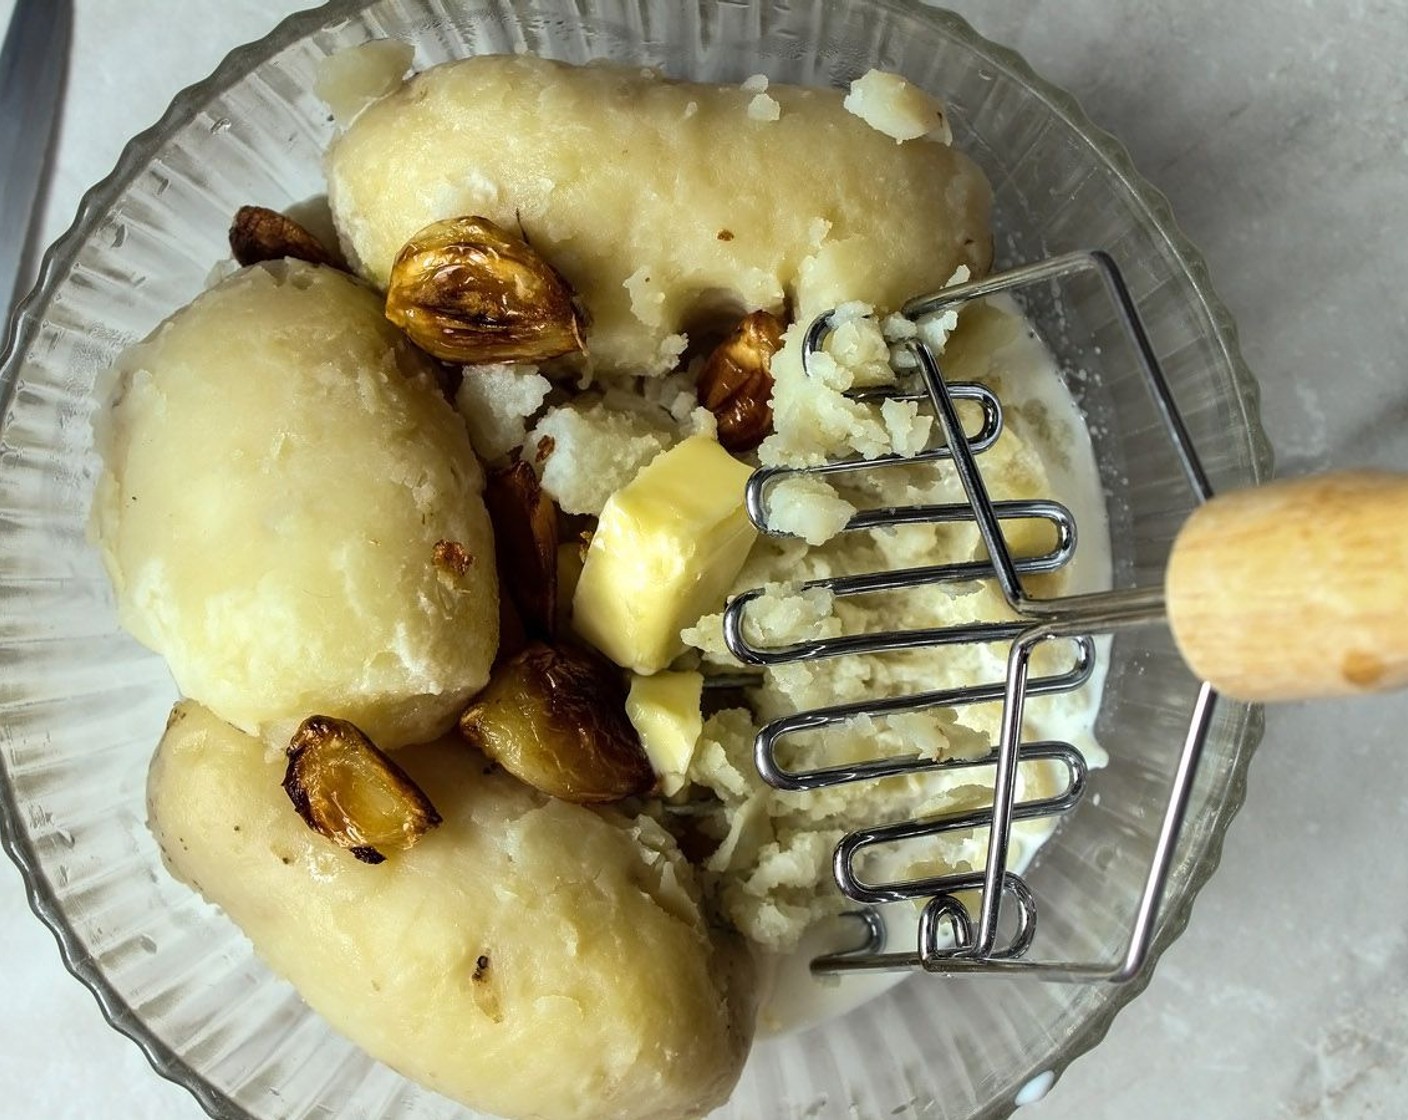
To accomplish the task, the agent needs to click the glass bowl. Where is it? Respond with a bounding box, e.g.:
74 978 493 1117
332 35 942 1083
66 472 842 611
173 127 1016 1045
0 1 1271 1118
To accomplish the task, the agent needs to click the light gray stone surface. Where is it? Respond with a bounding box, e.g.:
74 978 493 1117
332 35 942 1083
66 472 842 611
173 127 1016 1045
1 1 1405 1118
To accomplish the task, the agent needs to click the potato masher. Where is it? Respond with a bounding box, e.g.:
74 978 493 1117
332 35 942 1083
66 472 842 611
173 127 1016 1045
723 250 1408 979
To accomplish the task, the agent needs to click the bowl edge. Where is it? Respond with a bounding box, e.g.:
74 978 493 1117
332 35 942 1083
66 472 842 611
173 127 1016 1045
0 3 1276 1118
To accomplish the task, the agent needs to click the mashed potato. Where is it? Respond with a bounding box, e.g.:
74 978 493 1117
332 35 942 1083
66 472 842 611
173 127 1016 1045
326 54 992 376
679 300 1110 958
91 262 498 748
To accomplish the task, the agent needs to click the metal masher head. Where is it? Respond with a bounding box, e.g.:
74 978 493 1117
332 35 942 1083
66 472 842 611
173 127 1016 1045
722 250 1218 981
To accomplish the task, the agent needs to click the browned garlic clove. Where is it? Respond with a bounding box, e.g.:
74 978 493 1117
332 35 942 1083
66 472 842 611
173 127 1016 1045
459 642 653 803
697 310 784 452
484 460 559 642
384 216 587 364
229 205 342 270
282 715 442 864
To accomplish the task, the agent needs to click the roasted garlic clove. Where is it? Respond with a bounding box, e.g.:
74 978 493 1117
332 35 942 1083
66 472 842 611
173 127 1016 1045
283 715 442 864
385 216 587 364
229 205 342 270
697 310 784 452
460 642 653 803
484 460 558 641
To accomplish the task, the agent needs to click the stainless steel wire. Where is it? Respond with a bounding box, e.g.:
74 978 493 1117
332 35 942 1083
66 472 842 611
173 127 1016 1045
722 250 1217 981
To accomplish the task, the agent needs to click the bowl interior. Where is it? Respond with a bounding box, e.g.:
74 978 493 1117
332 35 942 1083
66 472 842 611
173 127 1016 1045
0 1 1268 1118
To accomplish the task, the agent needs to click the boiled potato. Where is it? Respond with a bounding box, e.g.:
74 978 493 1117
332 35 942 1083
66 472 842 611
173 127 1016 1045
90 262 497 748
149 701 754 1120
326 54 992 374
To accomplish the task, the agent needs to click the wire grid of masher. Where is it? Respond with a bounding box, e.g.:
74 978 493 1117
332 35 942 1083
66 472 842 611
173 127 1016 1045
723 251 1219 980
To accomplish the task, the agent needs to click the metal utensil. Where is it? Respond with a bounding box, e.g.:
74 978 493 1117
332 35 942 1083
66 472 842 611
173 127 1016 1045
0 0 72 323
726 250 1408 980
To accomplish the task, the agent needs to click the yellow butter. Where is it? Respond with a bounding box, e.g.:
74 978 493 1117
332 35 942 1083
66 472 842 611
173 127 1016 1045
627 670 705 796
573 436 757 674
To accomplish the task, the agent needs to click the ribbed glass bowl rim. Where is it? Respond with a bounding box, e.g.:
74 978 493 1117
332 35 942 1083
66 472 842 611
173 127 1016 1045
0 1 1274 1118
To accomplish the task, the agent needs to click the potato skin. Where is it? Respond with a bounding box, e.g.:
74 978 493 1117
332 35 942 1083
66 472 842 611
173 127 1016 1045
90 262 497 748
327 55 992 375
149 701 755 1120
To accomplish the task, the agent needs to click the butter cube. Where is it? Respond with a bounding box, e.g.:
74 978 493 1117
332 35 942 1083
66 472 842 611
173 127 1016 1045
573 436 758 674
626 670 704 796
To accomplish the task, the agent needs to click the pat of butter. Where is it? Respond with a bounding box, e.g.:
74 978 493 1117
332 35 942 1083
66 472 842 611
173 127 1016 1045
573 436 758 674
626 670 704 796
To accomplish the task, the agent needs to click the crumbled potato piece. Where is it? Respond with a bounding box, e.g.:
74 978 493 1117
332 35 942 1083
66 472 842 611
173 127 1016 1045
746 93 781 121
764 475 857 546
314 39 416 127
455 363 552 461
529 400 676 516
843 69 952 144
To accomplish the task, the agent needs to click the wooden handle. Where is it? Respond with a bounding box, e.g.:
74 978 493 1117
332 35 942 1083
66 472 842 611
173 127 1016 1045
1165 470 1408 703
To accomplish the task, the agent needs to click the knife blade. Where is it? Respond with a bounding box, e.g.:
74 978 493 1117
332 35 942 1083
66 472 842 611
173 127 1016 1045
0 0 73 320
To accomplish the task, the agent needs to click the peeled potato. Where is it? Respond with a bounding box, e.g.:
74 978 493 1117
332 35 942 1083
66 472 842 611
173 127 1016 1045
149 701 755 1120
90 261 497 748
326 54 992 374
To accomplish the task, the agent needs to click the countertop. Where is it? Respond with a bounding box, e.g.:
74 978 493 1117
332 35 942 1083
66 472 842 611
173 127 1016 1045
2 1 1406 1118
